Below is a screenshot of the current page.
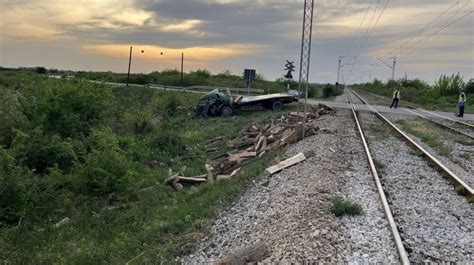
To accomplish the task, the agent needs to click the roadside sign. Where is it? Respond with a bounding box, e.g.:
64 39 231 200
244 69 256 81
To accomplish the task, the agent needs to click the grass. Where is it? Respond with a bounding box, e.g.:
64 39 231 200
409 149 424 157
354 87 474 114
373 159 385 172
460 152 471 160
329 196 363 217
398 119 452 157
0 73 298 263
368 122 392 140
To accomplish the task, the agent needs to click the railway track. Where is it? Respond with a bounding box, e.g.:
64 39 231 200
346 88 473 263
353 89 474 138
348 88 473 197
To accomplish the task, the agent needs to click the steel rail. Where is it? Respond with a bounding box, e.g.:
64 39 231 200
404 108 474 139
348 95 410 265
349 89 474 196
416 108 474 129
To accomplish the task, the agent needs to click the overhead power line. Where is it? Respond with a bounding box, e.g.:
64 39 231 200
402 9 473 55
400 0 472 55
388 0 460 55
365 0 390 42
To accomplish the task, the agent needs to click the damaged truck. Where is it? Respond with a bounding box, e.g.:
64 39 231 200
196 89 299 117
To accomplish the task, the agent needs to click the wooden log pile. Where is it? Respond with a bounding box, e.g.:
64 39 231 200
207 104 333 176
164 104 334 191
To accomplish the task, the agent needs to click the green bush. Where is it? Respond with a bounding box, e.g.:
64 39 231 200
0 147 31 225
19 79 112 138
322 83 339 98
73 129 136 196
12 129 77 174
154 93 184 116
432 73 465 97
330 196 363 217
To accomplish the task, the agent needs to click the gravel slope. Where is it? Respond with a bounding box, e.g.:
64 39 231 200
181 110 399 263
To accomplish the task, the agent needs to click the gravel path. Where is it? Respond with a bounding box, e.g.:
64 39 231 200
359 112 474 263
181 110 399 263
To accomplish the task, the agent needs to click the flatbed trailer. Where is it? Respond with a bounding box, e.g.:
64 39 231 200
196 90 299 117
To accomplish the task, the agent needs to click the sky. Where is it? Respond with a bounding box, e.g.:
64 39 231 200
0 0 473 83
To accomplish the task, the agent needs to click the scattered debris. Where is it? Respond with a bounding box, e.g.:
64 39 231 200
266 151 315 175
164 173 207 191
165 104 335 191
52 217 70 229
216 241 270 265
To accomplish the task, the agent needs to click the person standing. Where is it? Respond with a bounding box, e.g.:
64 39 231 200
390 88 400 109
456 91 466 117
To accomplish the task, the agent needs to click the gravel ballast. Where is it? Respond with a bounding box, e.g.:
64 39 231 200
359 112 474 263
181 110 399 263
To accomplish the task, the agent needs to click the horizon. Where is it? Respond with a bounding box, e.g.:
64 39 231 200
1 0 473 84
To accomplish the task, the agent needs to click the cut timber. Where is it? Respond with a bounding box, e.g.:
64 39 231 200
52 217 70 229
217 167 241 181
230 151 256 159
205 164 215 183
265 151 315 175
216 241 270 265
178 177 207 183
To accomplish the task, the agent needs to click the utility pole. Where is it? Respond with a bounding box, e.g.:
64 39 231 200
181 52 184 87
296 0 315 139
391 56 397 81
336 56 343 88
377 56 397 81
126 46 132 87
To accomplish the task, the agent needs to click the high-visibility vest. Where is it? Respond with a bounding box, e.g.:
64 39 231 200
459 92 466 103
393 90 400 99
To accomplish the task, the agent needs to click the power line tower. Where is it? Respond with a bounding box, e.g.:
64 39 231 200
296 0 315 137
377 56 397 80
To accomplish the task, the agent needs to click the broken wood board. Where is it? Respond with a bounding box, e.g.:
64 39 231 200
265 151 315 175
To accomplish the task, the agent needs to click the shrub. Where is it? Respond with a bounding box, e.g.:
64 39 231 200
0 147 31 225
432 73 465 97
73 129 136 196
12 129 77 174
322 84 339 98
19 79 112 138
330 196 362 217
154 93 184 116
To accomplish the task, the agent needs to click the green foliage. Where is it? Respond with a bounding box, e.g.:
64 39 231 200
330 196 363 217
399 119 452 157
19 79 112 138
154 93 184 116
12 129 77 174
465 79 474 94
0 147 31 225
1 69 297 263
432 73 465 97
322 83 340 98
73 129 137 196
353 74 473 113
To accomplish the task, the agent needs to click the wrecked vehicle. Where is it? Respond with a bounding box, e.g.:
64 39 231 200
196 89 298 117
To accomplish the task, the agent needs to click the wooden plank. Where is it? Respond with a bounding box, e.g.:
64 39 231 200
265 151 315 175
205 164 214 183
178 177 207 183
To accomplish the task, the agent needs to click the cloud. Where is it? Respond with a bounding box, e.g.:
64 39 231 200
82 43 264 62
1 0 472 82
